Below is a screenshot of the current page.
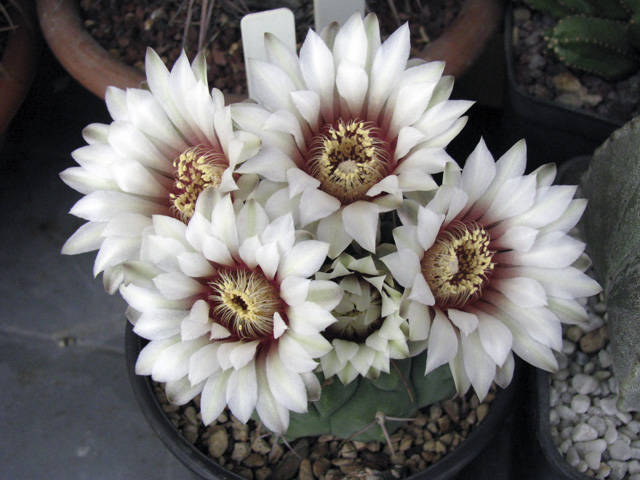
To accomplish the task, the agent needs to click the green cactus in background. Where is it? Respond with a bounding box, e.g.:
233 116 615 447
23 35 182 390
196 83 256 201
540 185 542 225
523 0 640 79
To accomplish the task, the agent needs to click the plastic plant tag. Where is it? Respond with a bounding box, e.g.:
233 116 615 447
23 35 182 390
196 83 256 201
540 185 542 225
314 0 366 31
240 8 296 99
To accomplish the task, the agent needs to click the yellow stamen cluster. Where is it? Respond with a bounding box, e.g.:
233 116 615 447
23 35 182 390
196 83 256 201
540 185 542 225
421 221 495 309
170 145 227 222
307 119 391 204
208 268 284 341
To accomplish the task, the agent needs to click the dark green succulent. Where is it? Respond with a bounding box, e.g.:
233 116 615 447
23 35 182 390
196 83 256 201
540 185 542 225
523 0 640 79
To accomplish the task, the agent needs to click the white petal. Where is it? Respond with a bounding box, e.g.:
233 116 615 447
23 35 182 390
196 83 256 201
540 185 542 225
120 283 192 312
491 226 538 252
408 274 436 306
229 341 260 370
460 138 496 205
495 232 585 268
336 61 368 116
200 371 231 425
165 377 204 405
306 280 343 310
287 168 321 199
202 236 234 266
461 331 496 401
70 191 164 222
237 146 297 182
424 309 458 374
135 337 180 375
492 277 547 308
134 309 185 340
188 343 220 385
255 355 290 433
266 347 308 413
417 207 445 250
277 240 329 281
316 212 353 258
288 302 336 335
61 222 106 255
448 309 479 335
342 201 380 253
274 312 288 339
474 310 513 366
333 339 359 364
153 272 206 300
299 188 342 226
368 23 410 120
152 337 208 382
178 252 216 277
227 362 258 423
279 277 310 306
299 29 335 123
407 301 431 341
381 249 421 288
181 299 211 340
256 242 280 281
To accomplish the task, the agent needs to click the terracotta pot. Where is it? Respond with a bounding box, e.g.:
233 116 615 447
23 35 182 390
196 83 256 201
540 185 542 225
0 0 40 134
420 0 503 79
37 0 500 103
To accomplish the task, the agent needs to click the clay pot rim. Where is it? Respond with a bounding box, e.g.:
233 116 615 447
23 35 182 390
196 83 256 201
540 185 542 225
37 0 501 102
0 0 40 134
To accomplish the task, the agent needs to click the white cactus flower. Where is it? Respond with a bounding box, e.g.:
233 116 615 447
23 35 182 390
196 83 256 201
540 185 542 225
60 48 260 292
382 139 602 400
121 189 341 434
232 13 471 257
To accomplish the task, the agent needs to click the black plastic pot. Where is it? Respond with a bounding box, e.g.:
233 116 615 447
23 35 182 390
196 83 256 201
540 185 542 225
533 369 592 480
502 4 622 170
125 322 521 480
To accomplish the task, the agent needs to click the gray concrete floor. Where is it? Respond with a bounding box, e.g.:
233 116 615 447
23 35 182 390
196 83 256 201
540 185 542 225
0 52 200 480
1 47 527 480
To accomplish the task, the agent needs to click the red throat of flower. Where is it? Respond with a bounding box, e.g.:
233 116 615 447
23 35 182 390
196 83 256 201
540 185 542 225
306 119 392 204
170 145 228 223
421 221 495 309
207 267 285 341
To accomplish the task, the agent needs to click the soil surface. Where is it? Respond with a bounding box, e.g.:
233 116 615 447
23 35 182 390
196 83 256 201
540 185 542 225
80 0 461 96
511 2 640 125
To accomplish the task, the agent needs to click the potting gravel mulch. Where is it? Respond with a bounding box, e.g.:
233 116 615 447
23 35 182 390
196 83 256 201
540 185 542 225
155 381 496 480
511 2 640 125
79 0 461 96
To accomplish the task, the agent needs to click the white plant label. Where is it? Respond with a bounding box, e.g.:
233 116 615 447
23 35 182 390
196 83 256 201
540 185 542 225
240 8 296 99
314 0 366 31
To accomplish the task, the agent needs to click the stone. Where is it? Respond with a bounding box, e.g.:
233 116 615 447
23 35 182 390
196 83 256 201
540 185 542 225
572 394 591 414
580 326 608 354
574 439 607 457
572 423 599 442
552 72 582 93
605 425 619 445
231 442 251 462
572 374 599 395
630 460 640 475
556 93 584 109
298 458 314 480
610 439 632 461
566 326 584 343
556 405 577 421
585 450 601 471
207 426 229 458
609 460 629 479
566 447 580 467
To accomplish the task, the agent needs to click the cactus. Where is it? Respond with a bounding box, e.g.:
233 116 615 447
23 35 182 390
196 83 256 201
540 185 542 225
285 351 456 442
523 0 640 79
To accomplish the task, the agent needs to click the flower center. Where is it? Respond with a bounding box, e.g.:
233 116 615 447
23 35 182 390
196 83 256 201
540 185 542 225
207 268 284 340
170 145 227 222
307 119 391 204
421 221 495 309
325 284 383 342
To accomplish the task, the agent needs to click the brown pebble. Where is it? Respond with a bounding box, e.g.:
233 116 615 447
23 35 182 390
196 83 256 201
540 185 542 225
477 404 489 423
312 457 331 477
272 439 309 480
254 466 271 480
298 458 314 480
207 426 228 458
580 326 608 353
243 453 266 468
231 442 251 462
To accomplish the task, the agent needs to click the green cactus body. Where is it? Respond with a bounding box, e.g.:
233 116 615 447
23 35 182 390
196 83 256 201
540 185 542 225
285 350 456 442
547 16 640 79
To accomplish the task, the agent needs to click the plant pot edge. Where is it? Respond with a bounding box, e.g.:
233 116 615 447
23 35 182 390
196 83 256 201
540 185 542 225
125 321 520 480
0 0 40 134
